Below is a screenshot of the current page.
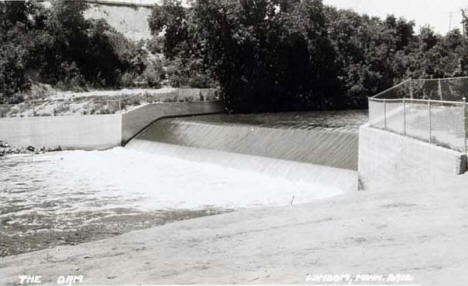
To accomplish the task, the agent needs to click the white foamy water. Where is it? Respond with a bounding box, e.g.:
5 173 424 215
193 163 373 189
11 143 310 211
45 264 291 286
1 147 344 217
1 143 351 256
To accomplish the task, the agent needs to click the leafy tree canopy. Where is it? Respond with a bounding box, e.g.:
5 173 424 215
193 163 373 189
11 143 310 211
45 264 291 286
150 0 468 112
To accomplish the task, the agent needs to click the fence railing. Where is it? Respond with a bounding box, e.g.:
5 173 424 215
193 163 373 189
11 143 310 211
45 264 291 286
0 88 218 118
369 78 468 153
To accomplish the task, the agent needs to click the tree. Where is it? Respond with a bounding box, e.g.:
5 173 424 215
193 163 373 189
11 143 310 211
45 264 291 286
187 0 341 112
0 0 161 100
148 0 189 59
0 1 44 102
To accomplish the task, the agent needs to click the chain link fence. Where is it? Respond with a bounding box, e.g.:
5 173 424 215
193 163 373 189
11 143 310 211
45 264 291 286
369 77 468 152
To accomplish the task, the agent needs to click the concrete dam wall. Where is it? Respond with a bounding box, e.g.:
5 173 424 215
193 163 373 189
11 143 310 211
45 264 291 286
0 115 123 150
358 124 468 191
0 102 224 150
125 113 364 192
122 101 224 144
127 116 360 170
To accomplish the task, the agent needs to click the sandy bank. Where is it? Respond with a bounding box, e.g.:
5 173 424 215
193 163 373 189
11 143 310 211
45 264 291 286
2 177 468 285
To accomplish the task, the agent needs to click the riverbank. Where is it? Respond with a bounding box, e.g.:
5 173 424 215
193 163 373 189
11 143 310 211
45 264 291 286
1 86 217 117
2 174 468 285
0 140 62 157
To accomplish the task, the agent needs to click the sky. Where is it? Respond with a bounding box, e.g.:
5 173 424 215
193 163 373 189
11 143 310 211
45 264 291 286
94 0 467 35
323 0 467 35
33 0 465 35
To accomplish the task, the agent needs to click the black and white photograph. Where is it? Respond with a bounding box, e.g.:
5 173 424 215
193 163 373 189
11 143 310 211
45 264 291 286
1 0 468 285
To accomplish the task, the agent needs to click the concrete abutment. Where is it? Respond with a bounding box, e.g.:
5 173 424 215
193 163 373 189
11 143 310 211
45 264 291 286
358 124 467 191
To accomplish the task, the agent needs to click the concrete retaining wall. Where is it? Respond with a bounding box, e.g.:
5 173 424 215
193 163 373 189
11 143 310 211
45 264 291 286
121 101 224 144
358 124 467 191
0 115 122 150
0 101 224 151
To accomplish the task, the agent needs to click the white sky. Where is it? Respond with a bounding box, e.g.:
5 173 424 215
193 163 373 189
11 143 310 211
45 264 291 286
71 0 466 35
323 0 467 34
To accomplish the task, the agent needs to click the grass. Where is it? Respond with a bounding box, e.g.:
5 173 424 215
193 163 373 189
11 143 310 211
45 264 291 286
0 88 219 118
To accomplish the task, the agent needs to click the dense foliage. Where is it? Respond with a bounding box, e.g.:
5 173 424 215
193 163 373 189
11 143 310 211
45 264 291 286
326 8 468 108
0 0 163 103
148 0 214 88
2 0 468 111
150 0 468 112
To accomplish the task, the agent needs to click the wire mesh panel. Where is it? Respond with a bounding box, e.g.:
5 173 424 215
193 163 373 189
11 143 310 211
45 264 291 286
369 77 468 152
404 100 431 142
412 77 468 101
439 79 468 101
373 80 412 99
368 99 385 128
385 100 405 134
411 80 440 100
429 102 466 152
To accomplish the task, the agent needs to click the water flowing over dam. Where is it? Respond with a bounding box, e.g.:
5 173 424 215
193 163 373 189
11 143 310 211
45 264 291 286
126 110 367 192
1 109 367 256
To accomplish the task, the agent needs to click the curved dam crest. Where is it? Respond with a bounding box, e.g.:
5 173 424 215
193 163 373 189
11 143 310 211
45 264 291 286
128 118 359 170
126 111 367 193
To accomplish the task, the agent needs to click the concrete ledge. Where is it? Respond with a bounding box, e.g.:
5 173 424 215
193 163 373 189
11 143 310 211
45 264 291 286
358 124 467 191
0 101 224 151
121 101 224 144
0 115 122 150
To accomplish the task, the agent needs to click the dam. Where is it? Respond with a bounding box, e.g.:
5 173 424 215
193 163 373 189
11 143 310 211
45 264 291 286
125 110 366 193
127 111 366 170
0 109 366 256
3 77 468 257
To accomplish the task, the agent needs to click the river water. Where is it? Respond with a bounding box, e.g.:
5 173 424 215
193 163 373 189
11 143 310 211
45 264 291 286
0 110 367 256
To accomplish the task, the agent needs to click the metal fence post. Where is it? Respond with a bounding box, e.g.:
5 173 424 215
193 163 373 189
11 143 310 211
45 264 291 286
383 99 387 129
464 97 467 153
428 100 432 144
368 98 372 126
409 79 414 100
403 98 406 135
438 79 443 100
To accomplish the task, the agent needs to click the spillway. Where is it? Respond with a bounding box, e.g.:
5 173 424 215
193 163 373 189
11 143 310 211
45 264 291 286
1 110 367 256
125 110 367 193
